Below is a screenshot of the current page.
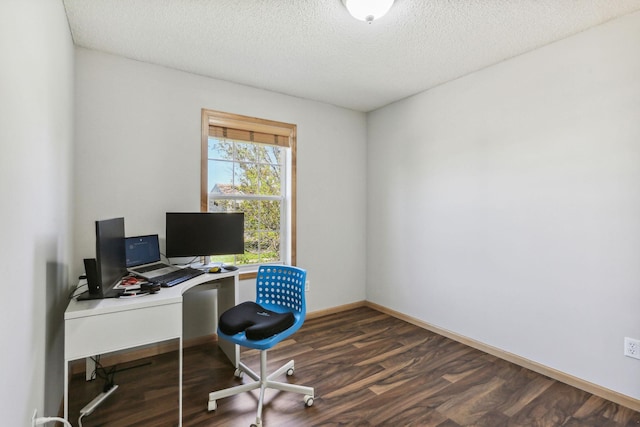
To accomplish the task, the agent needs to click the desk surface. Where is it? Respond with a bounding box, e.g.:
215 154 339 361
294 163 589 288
64 270 240 425
65 270 238 320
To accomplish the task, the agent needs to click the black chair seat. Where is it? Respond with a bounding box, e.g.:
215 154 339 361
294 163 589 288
219 301 295 340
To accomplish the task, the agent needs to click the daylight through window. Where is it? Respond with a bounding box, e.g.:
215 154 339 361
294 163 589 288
201 109 296 269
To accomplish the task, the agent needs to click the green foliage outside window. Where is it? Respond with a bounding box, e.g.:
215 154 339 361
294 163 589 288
208 138 284 265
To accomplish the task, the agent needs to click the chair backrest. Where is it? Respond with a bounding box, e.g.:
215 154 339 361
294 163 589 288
256 265 307 320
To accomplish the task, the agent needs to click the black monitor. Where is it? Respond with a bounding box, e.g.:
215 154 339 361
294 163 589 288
79 217 126 300
165 212 244 258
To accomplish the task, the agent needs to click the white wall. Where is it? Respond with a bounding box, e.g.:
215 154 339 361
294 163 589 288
73 49 367 331
367 11 640 401
0 0 74 424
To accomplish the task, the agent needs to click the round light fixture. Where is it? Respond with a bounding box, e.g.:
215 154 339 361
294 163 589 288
342 0 394 23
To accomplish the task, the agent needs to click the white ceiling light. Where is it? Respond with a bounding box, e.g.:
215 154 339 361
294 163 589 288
342 0 394 23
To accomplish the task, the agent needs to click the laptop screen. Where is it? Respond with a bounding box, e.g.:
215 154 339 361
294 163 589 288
125 235 161 267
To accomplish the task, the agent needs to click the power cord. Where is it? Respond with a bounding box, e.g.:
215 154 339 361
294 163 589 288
90 356 117 389
68 281 88 300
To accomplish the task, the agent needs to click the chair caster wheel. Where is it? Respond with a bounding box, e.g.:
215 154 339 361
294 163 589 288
234 368 244 378
208 400 217 411
286 367 294 376
304 395 314 407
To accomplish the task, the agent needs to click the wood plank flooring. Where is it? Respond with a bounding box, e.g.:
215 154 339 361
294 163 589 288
68 307 640 426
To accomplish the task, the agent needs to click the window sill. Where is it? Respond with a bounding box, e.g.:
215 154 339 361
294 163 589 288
236 262 287 281
239 270 257 280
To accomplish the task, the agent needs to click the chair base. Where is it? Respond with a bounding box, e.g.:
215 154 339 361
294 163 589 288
208 350 314 427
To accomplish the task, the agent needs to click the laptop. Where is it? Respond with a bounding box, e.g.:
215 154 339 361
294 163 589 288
125 234 181 279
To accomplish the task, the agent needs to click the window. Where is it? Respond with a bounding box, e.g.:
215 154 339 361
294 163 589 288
201 109 297 271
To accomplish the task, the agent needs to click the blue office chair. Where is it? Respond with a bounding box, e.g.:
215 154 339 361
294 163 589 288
208 265 314 427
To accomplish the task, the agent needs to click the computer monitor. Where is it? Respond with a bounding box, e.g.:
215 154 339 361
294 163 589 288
165 212 245 259
79 217 127 300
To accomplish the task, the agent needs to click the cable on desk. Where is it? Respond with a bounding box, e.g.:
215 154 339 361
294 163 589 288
68 282 88 300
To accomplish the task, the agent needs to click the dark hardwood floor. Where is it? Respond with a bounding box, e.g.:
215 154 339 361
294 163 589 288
68 307 640 426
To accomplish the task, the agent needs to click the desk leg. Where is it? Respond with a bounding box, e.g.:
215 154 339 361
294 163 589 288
64 359 69 421
179 334 183 427
217 277 239 366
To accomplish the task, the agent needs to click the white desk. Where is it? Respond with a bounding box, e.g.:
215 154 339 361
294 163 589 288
64 271 240 426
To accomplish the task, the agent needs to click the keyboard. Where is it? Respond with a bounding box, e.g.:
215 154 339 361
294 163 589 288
151 267 204 287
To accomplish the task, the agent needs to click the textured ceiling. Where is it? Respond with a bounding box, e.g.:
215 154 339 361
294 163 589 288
63 0 640 112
